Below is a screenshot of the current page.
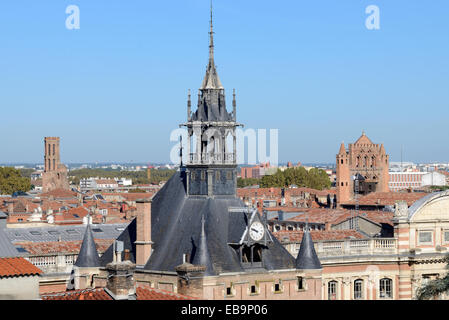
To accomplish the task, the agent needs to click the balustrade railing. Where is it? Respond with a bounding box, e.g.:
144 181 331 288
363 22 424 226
189 152 235 164
305 238 398 258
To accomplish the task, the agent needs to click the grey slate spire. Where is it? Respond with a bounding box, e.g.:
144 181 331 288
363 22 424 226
200 1 223 90
295 222 322 270
192 215 215 275
74 223 100 267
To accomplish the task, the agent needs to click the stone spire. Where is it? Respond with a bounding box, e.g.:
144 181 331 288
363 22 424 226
200 2 224 90
192 215 215 275
295 222 322 270
74 224 100 267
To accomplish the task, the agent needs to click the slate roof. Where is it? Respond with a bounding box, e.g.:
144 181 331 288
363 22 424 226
100 170 297 274
4 223 127 243
74 224 101 267
0 229 21 258
295 227 322 270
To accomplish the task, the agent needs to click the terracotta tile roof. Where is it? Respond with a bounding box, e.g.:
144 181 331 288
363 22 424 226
342 191 428 206
16 239 113 255
0 257 42 277
40 189 77 199
273 207 394 227
42 288 113 300
42 285 196 300
273 229 366 242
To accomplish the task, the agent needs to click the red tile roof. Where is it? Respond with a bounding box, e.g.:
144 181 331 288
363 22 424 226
273 229 365 242
0 257 42 277
40 189 77 199
341 191 428 206
42 285 196 300
42 288 113 300
271 207 394 227
16 239 113 255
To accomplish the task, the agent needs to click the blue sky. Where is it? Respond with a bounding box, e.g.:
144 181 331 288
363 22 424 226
0 0 448 164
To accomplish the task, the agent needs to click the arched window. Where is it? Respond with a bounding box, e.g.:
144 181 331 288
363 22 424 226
379 278 392 299
328 281 337 300
371 156 376 167
354 279 363 300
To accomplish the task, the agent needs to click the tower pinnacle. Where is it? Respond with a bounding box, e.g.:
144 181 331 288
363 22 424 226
200 1 223 90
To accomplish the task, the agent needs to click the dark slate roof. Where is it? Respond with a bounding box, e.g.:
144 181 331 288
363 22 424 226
5 223 127 243
74 224 101 267
191 216 215 276
295 226 322 270
100 170 296 273
99 219 137 265
0 211 7 218
0 229 21 258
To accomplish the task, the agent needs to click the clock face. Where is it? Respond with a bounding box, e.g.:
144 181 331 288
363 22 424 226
249 221 265 241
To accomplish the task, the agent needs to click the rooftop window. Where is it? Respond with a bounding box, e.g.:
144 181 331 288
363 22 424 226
92 228 103 233
66 229 78 234
29 231 42 236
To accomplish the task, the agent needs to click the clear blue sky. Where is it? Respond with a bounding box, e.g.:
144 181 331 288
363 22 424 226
0 0 448 164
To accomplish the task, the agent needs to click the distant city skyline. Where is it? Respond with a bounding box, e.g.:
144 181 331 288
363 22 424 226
1 1 448 164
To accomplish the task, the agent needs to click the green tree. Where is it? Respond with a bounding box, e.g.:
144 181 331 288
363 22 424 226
416 254 449 300
247 166 331 190
0 167 32 195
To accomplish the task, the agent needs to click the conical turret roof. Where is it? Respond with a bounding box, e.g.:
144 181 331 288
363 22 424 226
74 223 100 268
192 214 215 276
295 224 322 270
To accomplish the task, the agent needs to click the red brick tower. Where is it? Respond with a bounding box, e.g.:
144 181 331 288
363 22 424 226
336 132 390 205
42 137 69 192
336 142 350 205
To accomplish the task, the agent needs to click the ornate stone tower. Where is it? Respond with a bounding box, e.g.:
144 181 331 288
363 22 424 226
42 137 69 192
336 132 389 204
180 9 240 197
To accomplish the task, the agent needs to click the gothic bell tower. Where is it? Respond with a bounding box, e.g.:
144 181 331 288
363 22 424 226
180 7 241 197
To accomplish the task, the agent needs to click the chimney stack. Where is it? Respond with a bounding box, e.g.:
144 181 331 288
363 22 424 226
105 260 136 300
135 199 153 267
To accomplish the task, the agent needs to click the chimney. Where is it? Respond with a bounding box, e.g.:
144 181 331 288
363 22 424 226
135 199 153 267
105 259 136 300
175 263 206 299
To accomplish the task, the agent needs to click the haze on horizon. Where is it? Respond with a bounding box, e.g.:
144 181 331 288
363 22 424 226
1 1 448 165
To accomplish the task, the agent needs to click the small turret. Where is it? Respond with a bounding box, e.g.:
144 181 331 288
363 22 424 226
192 215 215 276
295 222 322 270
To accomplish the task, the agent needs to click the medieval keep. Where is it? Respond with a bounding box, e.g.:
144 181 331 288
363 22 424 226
336 132 390 205
68 8 323 300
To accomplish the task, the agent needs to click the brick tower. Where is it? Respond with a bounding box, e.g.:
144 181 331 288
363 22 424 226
42 137 69 192
336 132 389 205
